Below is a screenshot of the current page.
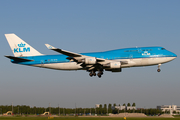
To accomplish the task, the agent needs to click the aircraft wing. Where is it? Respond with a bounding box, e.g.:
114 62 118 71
45 44 128 71
45 44 105 62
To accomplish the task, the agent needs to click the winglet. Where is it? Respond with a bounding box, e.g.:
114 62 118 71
45 44 56 49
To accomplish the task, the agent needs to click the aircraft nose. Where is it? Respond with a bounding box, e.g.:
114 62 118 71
172 52 177 58
170 52 177 61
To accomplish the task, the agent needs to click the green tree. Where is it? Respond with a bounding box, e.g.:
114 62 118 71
99 104 102 108
113 103 116 107
103 104 107 114
132 103 136 106
99 104 102 115
108 104 112 113
127 103 131 106
123 103 126 106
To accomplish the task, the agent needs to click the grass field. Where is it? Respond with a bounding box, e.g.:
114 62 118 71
0 117 180 120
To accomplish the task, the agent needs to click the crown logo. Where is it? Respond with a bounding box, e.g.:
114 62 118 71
18 43 26 47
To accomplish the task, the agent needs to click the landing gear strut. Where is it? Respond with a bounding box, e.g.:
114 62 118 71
92 71 96 76
97 70 103 78
157 64 161 72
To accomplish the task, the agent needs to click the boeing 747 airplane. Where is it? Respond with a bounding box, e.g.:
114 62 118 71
5 34 177 78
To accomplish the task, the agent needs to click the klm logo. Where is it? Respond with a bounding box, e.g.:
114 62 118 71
142 51 150 56
14 43 30 53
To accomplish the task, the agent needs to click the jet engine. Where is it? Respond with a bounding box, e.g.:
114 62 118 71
107 62 121 69
84 57 97 64
104 62 121 72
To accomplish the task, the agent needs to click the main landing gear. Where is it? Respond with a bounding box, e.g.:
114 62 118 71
89 70 103 78
97 71 103 78
157 64 161 72
89 71 96 77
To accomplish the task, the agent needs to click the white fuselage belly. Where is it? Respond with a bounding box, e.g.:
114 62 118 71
32 57 176 70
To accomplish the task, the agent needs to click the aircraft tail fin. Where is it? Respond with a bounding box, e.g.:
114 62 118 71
5 33 42 57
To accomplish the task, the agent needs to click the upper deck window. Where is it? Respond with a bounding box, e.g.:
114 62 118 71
161 48 166 50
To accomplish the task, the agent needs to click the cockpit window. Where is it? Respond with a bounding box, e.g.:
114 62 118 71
161 48 166 50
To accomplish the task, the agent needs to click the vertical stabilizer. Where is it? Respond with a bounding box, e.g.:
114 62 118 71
5 33 42 57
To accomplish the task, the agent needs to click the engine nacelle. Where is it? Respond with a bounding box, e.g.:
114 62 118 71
84 57 97 64
109 62 121 69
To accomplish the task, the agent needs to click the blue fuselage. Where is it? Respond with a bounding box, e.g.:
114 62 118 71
11 46 177 68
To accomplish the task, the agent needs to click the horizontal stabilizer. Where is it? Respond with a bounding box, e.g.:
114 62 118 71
5 56 34 62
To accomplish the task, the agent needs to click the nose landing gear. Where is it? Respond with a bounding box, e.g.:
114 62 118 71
157 64 161 72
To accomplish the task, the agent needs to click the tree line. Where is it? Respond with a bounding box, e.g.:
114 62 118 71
0 103 163 115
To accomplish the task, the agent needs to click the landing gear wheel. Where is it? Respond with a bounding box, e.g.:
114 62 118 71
93 72 96 76
98 74 101 78
89 72 93 77
97 73 100 76
157 69 161 72
97 73 101 78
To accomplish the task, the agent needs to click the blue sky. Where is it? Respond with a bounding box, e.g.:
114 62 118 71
0 0 180 108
